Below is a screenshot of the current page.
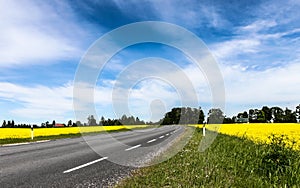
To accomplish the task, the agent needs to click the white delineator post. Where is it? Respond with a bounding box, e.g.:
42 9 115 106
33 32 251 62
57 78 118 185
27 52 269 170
31 125 34 140
203 123 206 137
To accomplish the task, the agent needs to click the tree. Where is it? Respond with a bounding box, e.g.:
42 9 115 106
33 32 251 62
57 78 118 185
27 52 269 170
198 107 205 124
262 106 272 122
207 108 225 124
223 116 234 124
87 115 97 126
128 116 135 125
45 121 50 128
99 116 105 126
161 107 204 125
11 120 15 128
256 110 265 123
7 121 11 128
135 117 140 125
52 120 56 127
75 121 82 126
41 123 46 128
2 120 6 127
120 115 128 125
239 111 248 118
283 108 297 123
67 120 72 127
249 109 265 123
296 104 300 123
271 107 284 123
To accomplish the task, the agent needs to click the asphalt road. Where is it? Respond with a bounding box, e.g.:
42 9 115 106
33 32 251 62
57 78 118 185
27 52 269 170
0 125 184 187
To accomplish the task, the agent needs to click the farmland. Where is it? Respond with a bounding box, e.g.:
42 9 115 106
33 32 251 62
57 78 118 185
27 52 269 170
2 123 300 186
195 123 300 150
0 125 148 144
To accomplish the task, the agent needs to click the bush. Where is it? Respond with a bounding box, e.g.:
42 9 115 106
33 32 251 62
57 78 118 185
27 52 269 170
260 134 298 185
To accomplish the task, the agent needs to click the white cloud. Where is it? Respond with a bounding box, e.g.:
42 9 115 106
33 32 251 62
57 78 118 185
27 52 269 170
127 79 179 121
113 0 227 29
0 58 299 122
0 81 115 123
212 38 261 60
0 0 90 67
239 20 277 33
0 82 73 122
210 17 300 69
221 61 300 116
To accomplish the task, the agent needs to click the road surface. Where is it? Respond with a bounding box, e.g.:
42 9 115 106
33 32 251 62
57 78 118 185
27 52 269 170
0 125 184 187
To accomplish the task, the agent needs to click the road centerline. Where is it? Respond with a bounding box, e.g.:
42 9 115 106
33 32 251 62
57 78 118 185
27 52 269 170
125 144 141 151
147 139 156 143
63 157 108 173
159 135 164 139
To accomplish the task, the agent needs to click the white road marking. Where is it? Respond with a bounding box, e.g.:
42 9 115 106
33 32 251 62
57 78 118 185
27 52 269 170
2 142 30 147
125 144 141 151
159 135 164 139
35 140 50 143
2 140 51 147
147 139 156 143
166 133 169 136
63 157 108 173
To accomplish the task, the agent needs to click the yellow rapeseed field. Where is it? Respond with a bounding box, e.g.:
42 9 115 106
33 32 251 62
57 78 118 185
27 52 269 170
0 125 148 139
195 123 300 150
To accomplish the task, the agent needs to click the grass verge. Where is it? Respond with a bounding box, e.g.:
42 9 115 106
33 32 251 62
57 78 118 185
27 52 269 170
117 127 300 187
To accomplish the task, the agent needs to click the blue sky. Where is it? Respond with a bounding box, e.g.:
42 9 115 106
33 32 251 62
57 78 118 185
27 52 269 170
0 0 300 124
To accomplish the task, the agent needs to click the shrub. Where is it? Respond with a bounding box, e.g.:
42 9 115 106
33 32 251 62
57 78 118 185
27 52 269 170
260 134 298 185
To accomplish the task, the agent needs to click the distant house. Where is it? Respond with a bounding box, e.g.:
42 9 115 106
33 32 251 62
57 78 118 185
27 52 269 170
235 117 249 123
54 123 65 128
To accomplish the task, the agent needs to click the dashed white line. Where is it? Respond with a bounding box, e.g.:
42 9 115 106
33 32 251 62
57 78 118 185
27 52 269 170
63 157 108 173
166 133 169 136
147 139 156 143
35 140 50 143
125 144 141 151
159 135 164 139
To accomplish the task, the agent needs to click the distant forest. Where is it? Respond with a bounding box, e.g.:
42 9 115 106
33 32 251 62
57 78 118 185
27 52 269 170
1 104 300 128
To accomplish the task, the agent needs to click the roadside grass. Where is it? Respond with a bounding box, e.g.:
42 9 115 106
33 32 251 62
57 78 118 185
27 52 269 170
117 128 300 187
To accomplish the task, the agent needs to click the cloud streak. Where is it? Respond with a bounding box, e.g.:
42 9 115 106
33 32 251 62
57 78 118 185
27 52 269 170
0 0 92 67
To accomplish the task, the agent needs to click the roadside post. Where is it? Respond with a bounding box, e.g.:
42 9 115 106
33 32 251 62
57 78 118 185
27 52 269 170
203 122 206 137
31 125 34 140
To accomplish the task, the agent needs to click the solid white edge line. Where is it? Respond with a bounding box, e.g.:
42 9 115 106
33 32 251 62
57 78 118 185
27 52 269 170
125 144 141 151
147 139 156 143
159 135 164 139
2 140 51 147
2 142 30 147
63 157 108 174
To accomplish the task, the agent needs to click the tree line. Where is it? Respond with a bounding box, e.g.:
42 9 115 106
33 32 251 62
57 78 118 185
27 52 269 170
0 114 153 128
160 105 300 125
1 104 300 128
230 105 300 123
